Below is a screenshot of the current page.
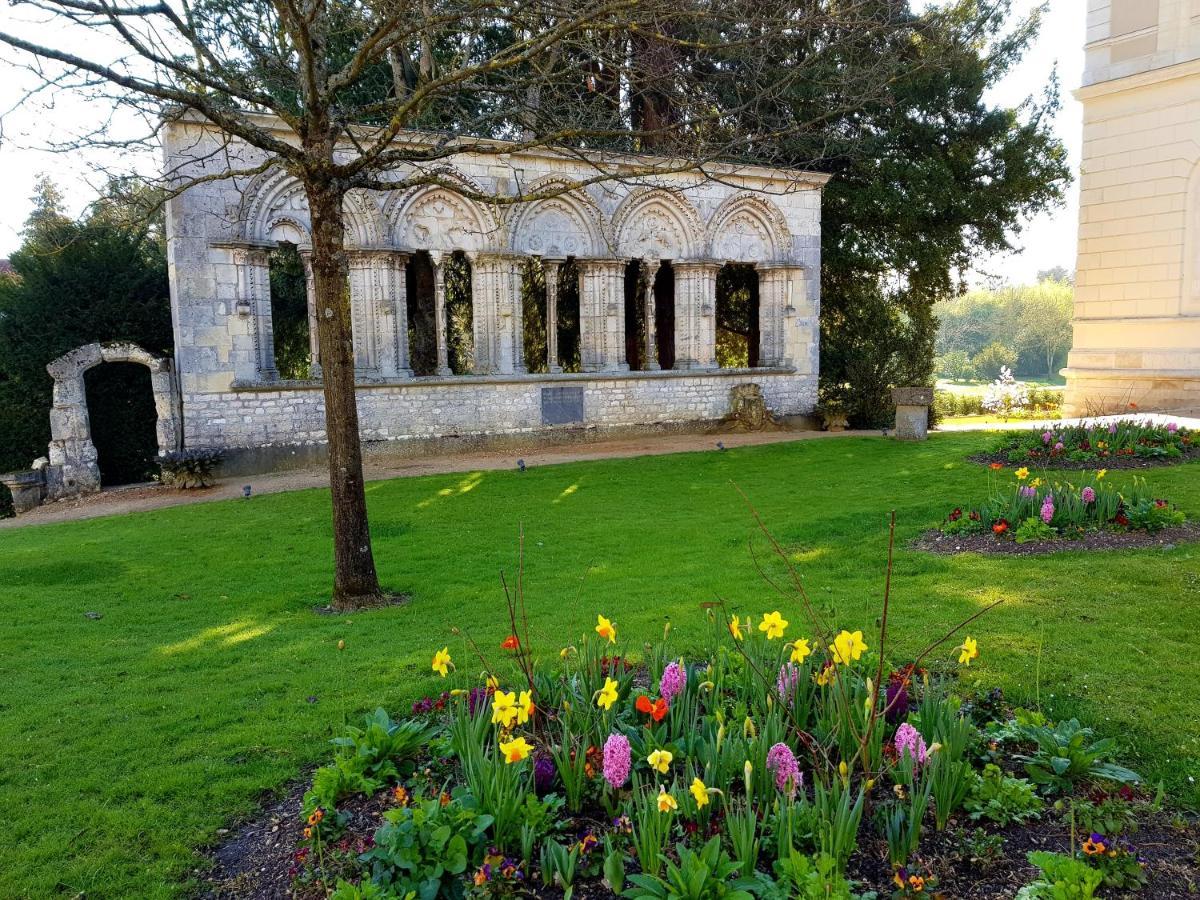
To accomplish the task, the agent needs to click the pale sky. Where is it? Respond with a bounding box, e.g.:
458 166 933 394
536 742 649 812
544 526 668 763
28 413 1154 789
0 0 1084 284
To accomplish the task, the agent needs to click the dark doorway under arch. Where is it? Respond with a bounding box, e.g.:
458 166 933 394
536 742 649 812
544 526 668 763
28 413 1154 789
268 242 310 379
406 251 437 376
84 362 159 485
716 263 759 368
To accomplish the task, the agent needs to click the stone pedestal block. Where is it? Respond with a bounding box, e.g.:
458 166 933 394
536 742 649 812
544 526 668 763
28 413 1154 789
0 470 47 514
892 387 934 441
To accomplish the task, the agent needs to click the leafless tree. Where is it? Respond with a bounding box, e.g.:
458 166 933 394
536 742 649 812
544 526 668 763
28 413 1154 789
0 0 925 609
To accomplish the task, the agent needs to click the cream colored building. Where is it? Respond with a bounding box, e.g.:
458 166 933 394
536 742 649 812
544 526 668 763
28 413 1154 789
1065 0 1200 415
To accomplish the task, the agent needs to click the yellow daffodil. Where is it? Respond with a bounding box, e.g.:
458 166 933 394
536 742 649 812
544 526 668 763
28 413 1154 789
595 676 619 710
1030 477 1043 489
690 777 710 809
595 614 617 644
559 646 576 659
758 611 789 640
728 616 744 641
1015 467 1030 480
958 636 979 666
647 749 673 774
830 629 868 665
815 664 836 686
518 689 535 724
491 690 519 728
486 674 500 690
432 647 453 677
838 760 849 784
657 788 677 813
1097 469 1107 480
743 760 754 794
499 736 533 764
789 637 812 665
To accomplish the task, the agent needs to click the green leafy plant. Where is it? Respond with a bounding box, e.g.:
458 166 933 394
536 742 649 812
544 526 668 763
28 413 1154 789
950 826 1005 870
623 836 756 900
965 764 1043 826
1014 516 1056 544
1016 719 1140 794
157 448 223 489
333 708 437 783
540 840 581 900
1015 851 1103 899
361 791 492 900
753 850 860 900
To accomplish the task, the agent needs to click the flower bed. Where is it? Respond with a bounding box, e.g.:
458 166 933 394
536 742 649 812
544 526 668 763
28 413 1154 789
973 419 1198 470
924 468 1189 553
200 520 1199 899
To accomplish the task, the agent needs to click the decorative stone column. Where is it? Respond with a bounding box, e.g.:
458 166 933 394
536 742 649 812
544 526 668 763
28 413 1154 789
230 244 277 381
642 257 661 371
543 258 563 374
673 260 719 369
347 249 385 377
577 259 628 372
757 265 789 368
380 251 412 378
299 250 322 379
430 251 452 376
470 252 524 375
893 387 934 441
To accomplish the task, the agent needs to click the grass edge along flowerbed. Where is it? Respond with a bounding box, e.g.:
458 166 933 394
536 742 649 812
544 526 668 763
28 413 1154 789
230 515 1194 900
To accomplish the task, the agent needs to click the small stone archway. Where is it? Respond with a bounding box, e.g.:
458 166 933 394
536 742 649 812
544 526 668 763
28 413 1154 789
44 342 181 500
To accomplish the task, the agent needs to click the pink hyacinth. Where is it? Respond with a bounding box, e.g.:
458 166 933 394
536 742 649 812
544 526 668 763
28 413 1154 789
659 661 687 703
1042 430 1053 444
1054 441 1064 452
776 662 801 699
894 723 928 765
1041 495 1055 524
1168 422 1179 433
1081 486 1096 503
766 742 802 797
602 733 631 790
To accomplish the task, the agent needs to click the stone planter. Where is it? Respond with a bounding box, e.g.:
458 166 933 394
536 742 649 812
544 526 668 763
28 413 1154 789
0 469 46 514
821 410 849 432
892 387 934 441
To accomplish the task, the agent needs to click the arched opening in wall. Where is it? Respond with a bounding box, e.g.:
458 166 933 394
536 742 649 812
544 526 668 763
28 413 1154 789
558 258 582 372
716 263 759 368
623 260 646 370
655 261 676 371
521 258 548 373
406 251 437 375
84 362 159 485
444 250 474 375
268 243 311 379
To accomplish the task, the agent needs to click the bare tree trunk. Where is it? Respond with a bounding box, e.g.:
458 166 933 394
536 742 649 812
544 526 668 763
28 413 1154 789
305 178 386 610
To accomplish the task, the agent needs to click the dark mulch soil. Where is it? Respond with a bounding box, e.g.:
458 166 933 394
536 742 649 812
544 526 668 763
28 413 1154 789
849 809 1200 899
968 448 1200 471
200 776 1200 899
913 522 1200 556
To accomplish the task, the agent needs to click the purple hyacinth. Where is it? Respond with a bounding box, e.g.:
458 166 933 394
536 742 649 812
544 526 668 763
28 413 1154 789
1108 423 1118 435
602 733 631 790
885 679 909 724
533 754 556 793
1081 486 1096 503
776 663 801 699
1020 485 1037 498
1041 495 1055 524
766 742 802 797
660 661 687 703
894 723 928 765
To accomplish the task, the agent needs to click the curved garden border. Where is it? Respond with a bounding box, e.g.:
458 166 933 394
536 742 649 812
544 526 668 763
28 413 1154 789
968 450 1200 471
913 521 1200 556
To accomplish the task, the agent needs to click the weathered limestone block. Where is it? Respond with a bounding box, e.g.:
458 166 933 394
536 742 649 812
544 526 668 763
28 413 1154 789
0 469 46 514
892 386 934 441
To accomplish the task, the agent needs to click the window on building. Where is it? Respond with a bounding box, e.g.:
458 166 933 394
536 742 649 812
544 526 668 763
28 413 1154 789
267 242 311 379
715 263 759 368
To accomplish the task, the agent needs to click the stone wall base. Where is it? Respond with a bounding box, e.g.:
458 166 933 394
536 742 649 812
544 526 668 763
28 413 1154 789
1063 370 1200 417
216 415 818 477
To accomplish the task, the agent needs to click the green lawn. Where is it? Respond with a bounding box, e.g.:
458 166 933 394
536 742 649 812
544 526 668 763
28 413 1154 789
2 433 1199 897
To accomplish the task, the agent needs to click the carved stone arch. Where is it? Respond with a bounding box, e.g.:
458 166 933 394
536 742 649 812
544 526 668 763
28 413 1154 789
383 173 501 252
343 190 384 248
238 167 311 245
42 342 182 500
706 193 792 264
610 187 703 260
507 176 604 258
